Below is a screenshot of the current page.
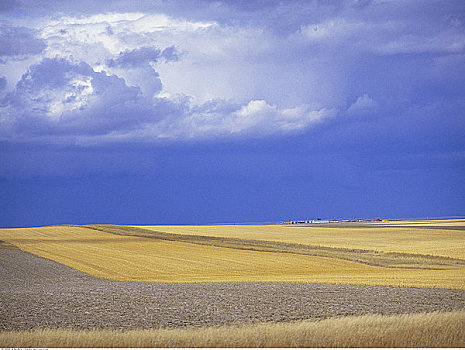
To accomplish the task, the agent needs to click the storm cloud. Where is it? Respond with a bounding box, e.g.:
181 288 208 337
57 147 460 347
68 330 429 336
106 46 179 68
0 0 464 226
0 25 46 56
1 0 464 144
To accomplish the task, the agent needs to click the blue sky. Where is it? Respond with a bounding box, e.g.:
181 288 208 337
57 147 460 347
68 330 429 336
1 0 464 227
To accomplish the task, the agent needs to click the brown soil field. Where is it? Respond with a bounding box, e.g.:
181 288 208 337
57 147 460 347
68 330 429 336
1 247 464 331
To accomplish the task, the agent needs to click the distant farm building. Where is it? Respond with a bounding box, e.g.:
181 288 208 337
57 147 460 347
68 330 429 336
289 219 331 224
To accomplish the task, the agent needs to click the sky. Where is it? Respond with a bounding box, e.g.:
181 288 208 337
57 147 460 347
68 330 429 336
1 0 464 227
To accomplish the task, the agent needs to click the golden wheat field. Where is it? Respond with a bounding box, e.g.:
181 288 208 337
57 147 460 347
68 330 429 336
0 220 464 288
1 311 464 348
140 219 465 259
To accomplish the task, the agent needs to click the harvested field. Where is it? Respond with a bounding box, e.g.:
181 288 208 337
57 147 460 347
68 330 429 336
1 247 464 331
86 224 465 270
1 223 465 288
140 219 465 260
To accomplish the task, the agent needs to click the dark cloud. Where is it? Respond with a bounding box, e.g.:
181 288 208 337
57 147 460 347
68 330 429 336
106 46 179 68
190 99 240 116
0 0 19 12
350 0 373 10
1 2 464 143
161 46 179 62
15 58 93 92
0 25 46 56
106 25 114 36
0 76 6 90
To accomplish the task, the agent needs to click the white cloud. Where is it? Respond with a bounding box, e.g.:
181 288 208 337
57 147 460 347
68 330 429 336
86 99 337 144
1 56 337 144
1 10 340 143
39 12 215 59
47 76 94 118
231 100 335 134
347 94 376 114
34 12 223 102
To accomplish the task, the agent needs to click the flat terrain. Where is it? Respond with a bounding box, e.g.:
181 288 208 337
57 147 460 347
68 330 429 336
1 221 464 288
1 247 464 331
140 219 465 259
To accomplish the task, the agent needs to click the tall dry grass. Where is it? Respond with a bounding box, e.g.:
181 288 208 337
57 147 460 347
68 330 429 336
1 311 464 348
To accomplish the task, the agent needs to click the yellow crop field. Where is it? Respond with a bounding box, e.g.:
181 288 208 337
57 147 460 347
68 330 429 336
140 220 465 259
1 221 464 288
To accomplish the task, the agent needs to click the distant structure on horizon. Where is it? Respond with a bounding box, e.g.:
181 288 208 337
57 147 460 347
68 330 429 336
282 218 384 224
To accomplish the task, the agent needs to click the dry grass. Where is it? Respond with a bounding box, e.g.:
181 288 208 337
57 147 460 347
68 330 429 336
1 311 464 348
1 221 464 288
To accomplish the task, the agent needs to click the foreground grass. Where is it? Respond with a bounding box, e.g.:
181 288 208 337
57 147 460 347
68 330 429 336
1 311 464 348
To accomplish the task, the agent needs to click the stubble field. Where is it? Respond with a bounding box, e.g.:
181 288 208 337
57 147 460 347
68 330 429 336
0 220 464 347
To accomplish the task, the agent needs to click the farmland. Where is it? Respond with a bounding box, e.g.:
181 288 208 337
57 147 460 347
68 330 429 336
140 219 465 260
1 221 464 288
1 220 465 347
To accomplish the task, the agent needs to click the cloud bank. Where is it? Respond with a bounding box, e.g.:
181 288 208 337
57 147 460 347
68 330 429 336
0 0 464 145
